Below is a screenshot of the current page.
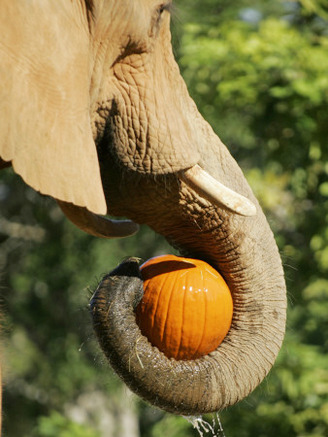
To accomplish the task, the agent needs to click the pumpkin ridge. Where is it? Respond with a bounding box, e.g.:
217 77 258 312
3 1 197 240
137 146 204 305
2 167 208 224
192 276 207 359
161 271 179 358
176 270 187 359
182 273 194 358
153 273 167 344
140 264 165 343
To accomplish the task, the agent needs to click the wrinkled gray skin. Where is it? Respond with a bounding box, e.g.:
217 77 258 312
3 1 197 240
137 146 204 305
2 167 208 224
0 0 286 416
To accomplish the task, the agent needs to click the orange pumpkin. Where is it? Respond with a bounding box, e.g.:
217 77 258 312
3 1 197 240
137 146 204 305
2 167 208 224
136 255 233 360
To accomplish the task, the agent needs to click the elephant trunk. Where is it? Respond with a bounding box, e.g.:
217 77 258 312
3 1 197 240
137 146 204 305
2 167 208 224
91 116 287 415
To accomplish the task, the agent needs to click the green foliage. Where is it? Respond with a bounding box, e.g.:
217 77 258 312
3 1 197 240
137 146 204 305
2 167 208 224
150 414 194 437
33 411 100 437
298 0 328 20
179 16 328 163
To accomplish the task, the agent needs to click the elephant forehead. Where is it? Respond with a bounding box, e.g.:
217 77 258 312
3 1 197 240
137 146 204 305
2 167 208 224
107 59 201 175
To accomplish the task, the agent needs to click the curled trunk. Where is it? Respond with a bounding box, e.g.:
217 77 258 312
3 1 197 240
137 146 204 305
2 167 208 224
90 141 287 414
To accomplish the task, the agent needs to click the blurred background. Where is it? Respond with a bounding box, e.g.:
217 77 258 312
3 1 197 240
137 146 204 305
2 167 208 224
1 0 327 435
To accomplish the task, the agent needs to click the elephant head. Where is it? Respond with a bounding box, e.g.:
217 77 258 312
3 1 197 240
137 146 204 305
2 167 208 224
0 0 286 416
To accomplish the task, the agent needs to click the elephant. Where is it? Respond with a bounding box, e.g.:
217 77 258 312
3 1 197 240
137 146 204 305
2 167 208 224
0 0 287 421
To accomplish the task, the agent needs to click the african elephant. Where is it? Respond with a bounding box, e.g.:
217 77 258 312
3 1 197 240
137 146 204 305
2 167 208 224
0 0 286 420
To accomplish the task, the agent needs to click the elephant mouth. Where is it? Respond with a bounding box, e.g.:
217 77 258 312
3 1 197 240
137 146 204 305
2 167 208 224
89 163 287 415
57 163 256 240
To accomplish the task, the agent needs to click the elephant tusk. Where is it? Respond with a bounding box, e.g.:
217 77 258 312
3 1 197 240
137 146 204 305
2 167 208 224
180 164 257 217
57 201 139 238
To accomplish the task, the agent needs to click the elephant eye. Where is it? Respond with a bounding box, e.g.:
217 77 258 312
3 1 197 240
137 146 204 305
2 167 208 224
158 2 172 15
149 1 172 38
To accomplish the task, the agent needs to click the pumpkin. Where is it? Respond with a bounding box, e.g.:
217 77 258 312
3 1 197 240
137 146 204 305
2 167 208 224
135 254 233 360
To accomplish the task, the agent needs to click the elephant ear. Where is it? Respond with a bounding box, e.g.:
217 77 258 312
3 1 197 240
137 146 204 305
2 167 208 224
0 1 107 215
